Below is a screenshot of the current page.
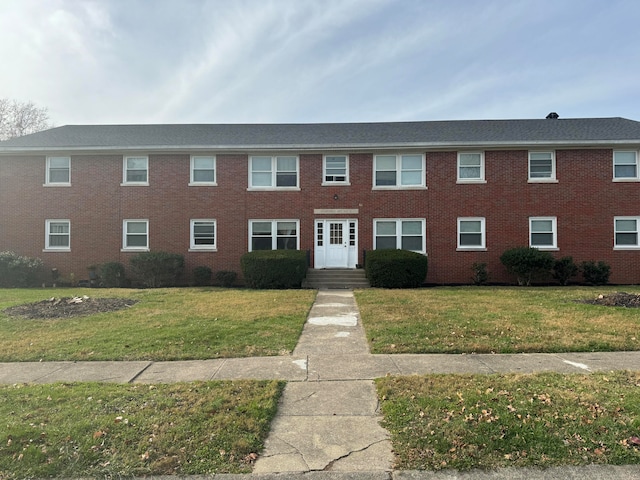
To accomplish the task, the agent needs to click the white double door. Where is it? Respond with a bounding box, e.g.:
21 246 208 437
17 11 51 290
314 219 357 268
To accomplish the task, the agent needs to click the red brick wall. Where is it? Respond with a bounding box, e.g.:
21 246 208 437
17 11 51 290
1 148 639 285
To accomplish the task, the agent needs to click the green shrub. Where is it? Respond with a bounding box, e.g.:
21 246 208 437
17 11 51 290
365 249 428 288
581 260 611 286
471 262 489 285
240 250 307 289
552 256 578 286
216 270 237 288
0 251 43 287
129 251 185 288
500 247 555 286
100 262 126 287
193 266 213 286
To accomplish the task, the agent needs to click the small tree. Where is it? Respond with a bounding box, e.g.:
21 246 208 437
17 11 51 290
0 98 52 140
500 247 555 286
129 252 185 288
552 256 578 286
471 262 489 285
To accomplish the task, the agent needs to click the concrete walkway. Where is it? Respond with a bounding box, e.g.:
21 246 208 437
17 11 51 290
3 290 640 479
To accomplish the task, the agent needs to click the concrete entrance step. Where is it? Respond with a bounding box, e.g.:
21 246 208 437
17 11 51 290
303 269 370 289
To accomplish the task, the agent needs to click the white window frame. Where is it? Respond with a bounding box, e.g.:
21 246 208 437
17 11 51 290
613 151 640 181
189 155 216 186
248 219 300 251
528 151 557 182
457 152 485 183
248 156 300 190
373 218 426 254
122 156 149 185
373 154 426 189
322 155 349 185
614 216 640 249
45 156 71 186
190 219 217 250
529 217 558 250
122 219 149 251
44 219 70 251
457 217 486 250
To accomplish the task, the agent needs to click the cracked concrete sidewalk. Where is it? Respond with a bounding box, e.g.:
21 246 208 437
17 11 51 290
253 290 394 473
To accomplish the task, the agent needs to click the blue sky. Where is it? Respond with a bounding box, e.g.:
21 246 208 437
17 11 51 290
1 0 639 125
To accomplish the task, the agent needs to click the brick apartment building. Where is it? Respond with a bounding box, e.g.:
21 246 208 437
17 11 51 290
1 116 640 285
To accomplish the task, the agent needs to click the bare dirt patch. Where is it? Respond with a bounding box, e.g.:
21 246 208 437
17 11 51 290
578 292 640 308
3 296 138 319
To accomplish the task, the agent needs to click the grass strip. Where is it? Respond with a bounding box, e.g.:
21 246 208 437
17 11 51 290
356 286 640 354
0 288 316 361
377 371 640 471
0 380 283 478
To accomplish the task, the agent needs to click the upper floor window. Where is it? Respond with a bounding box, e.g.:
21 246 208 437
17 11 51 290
528 151 556 182
530 217 557 249
613 151 639 180
374 154 425 188
374 219 425 253
249 156 299 189
614 217 640 249
123 219 149 251
45 156 70 186
249 220 299 251
190 156 216 185
323 155 349 184
45 219 70 251
123 156 148 185
457 152 485 183
457 217 486 250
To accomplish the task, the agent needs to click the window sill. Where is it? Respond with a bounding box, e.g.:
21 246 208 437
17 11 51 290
189 182 217 187
528 179 558 184
457 247 487 252
120 182 149 187
247 187 301 192
456 179 487 184
613 178 640 182
372 186 427 190
322 182 351 186
614 246 640 250
189 248 217 252
532 247 559 251
43 248 71 252
43 183 71 187
121 248 150 252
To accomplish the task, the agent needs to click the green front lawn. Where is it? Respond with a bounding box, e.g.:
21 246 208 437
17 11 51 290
0 288 316 362
356 286 640 354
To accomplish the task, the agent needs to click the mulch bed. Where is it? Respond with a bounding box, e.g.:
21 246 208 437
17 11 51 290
2 296 138 319
578 292 640 308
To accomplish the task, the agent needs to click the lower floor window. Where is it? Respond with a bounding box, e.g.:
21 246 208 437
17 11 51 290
615 217 640 248
250 220 299 251
123 220 149 250
45 220 70 250
374 219 425 253
529 217 557 249
191 219 216 249
458 217 485 249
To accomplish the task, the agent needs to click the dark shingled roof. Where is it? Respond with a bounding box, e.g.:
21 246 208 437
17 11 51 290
1 117 639 152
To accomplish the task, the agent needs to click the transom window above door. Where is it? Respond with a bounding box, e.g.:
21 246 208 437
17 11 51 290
323 155 349 184
249 156 299 189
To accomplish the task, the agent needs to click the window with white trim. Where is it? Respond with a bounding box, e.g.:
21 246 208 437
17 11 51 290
528 151 556 181
613 151 639 180
45 156 70 185
45 220 70 250
323 155 349 184
374 219 425 253
457 152 485 182
249 156 299 189
123 220 149 250
374 154 425 188
457 218 486 249
614 217 640 248
190 219 216 250
529 217 557 249
123 156 148 184
190 156 216 185
249 220 299 250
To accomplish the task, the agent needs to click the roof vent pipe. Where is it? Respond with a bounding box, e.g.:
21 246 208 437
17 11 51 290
546 112 559 119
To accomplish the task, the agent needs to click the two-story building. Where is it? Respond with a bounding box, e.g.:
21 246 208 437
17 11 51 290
1 116 640 285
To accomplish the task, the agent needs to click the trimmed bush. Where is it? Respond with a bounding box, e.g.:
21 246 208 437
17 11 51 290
365 249 428 288
581 260 611 286
553 256 578 286
500 247 555 286
216 270 237 288
193 266 213 286
129 251 185 288
100 262 126 288
241 250 307 289
471 262 489 285
0 251 43 287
